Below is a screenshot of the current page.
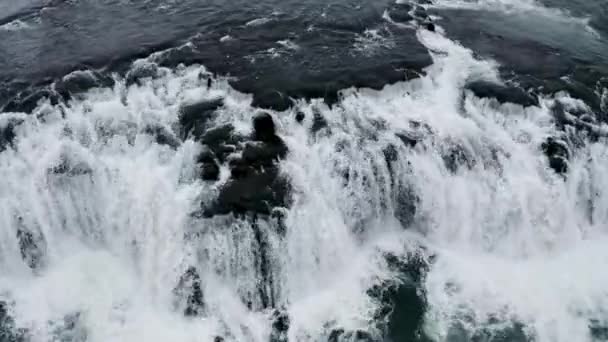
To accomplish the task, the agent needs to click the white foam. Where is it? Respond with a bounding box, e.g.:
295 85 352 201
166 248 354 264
0 19 31 31
245 17 272 27
430 0 600 37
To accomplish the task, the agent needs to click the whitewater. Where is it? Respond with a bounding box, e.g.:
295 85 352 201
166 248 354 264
1 0 608 342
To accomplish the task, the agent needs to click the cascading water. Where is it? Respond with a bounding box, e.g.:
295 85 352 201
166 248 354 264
1 1 608 342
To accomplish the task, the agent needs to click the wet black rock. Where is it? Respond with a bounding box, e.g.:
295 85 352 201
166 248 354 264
394 185 418 229
50 157 93 177
253 112 278 142
174 266 205 317
251 91 294 112
425 22 436 32
55 70 115 99
197 148 221 181
0 302 27 342
442 143 475 173
311 109 328 134
328 329 377 342
201 114 290 217
0 119 22 152
143 125 181 149
396 132 420 148
370 253 430 342
2 88 60 114
413 7 429 19
388 3 414 23
16 219 46 270
125 62 160 86
383 144 399 165
542 137 569 174
295 111 305 123
200 124 243 162
240 141 288 168
209 168 291 216
399 120 432 148
178 98 224 140
448 321 530 342
270 310 290 342
201 161 221 181
465 81 539 108
590 320 608 341
52 312 88 342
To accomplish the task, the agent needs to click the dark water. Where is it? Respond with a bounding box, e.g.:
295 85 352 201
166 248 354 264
1 0 606 111
1 0 608 341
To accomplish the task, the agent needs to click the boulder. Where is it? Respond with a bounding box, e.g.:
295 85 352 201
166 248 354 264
253 112 278 142
197 148 220 181
178 98 224 140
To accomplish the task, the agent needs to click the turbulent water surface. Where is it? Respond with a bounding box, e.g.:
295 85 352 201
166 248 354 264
1 0 608 341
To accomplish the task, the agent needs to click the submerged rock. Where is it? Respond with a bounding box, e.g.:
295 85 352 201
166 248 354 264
50 155 93 177
394 184 418 229
143 125 181 149
2 88 60 114
253 112 278 142
55 70 115 99
388 3 414 23
125 62 160 86
442 143 475 173
270 309 290 342
465 81 539 108
51 312 87 342
16 217 46 271
199 124 243 162
174 266 205 317
0 118 22 152
328 329 377 342
0 302 27 342
368 253 430 342
542 137 569 175
179 98 224 140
